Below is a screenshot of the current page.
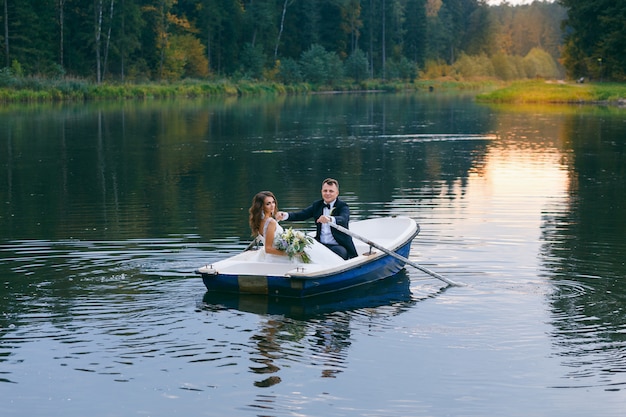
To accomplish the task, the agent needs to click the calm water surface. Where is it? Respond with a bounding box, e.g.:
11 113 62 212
1 93 626 416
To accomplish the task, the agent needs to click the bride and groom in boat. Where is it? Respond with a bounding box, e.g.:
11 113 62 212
248 178 358 265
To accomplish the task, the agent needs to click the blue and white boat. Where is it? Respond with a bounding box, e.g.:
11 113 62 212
201 271 415 319
196 216 421 298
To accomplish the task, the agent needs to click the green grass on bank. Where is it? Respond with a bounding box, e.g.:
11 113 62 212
2 77 625 105
0 76 501 103
476 80 626 104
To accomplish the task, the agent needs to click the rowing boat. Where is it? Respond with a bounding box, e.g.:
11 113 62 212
196 216 420 298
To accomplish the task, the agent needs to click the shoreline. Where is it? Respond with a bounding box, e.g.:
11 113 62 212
476 80 626 106
1 78 625 105
0 79 497 103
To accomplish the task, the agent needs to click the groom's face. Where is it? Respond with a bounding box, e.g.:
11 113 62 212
321 183 339 204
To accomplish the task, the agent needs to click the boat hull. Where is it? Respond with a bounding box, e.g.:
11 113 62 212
202 271 413 319
197 217 420 298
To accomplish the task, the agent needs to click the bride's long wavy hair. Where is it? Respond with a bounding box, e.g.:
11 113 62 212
248 191 278 236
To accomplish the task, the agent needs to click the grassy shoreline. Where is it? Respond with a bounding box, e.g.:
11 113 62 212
476 80 626 105
1 77 625 105
0 78 498 103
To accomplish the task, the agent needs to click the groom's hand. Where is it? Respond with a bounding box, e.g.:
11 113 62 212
276 211 286 221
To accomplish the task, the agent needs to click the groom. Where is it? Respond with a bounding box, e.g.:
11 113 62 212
276 178 358 260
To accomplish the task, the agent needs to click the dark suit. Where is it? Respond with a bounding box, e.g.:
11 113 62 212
286 198 358 259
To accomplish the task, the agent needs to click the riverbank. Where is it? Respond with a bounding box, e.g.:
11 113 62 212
2 77 625 105
476 80 626 105
0 77 498 103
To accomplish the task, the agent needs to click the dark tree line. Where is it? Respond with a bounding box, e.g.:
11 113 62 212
559 0 626 81
0 0 566 83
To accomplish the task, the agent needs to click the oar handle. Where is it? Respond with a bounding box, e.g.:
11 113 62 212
329 221 465 287
243 235 261 251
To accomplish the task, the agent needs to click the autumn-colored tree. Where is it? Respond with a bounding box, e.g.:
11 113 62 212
341 0 363 55
522 47 559 79
163 34 209 80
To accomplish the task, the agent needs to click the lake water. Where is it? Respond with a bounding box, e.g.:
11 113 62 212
1 92 626 416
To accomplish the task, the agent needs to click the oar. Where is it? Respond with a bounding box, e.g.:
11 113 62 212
243 236 261 251
329 222 465 287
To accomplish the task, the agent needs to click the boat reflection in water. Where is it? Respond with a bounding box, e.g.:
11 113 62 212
201 271 425 389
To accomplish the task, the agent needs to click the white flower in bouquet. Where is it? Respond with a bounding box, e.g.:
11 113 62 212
274 227 314 263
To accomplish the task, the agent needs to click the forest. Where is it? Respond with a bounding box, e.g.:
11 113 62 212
0 0 622 85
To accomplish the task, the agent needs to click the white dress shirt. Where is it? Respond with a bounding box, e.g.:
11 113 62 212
320 200 339 245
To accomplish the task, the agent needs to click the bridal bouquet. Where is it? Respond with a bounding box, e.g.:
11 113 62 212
274 228 314 263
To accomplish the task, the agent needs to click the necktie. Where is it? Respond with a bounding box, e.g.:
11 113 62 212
324 203 331 210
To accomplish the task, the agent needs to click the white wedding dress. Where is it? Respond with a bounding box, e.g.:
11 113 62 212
255 218 344 266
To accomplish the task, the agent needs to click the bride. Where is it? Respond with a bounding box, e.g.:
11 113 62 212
248 191 343 265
